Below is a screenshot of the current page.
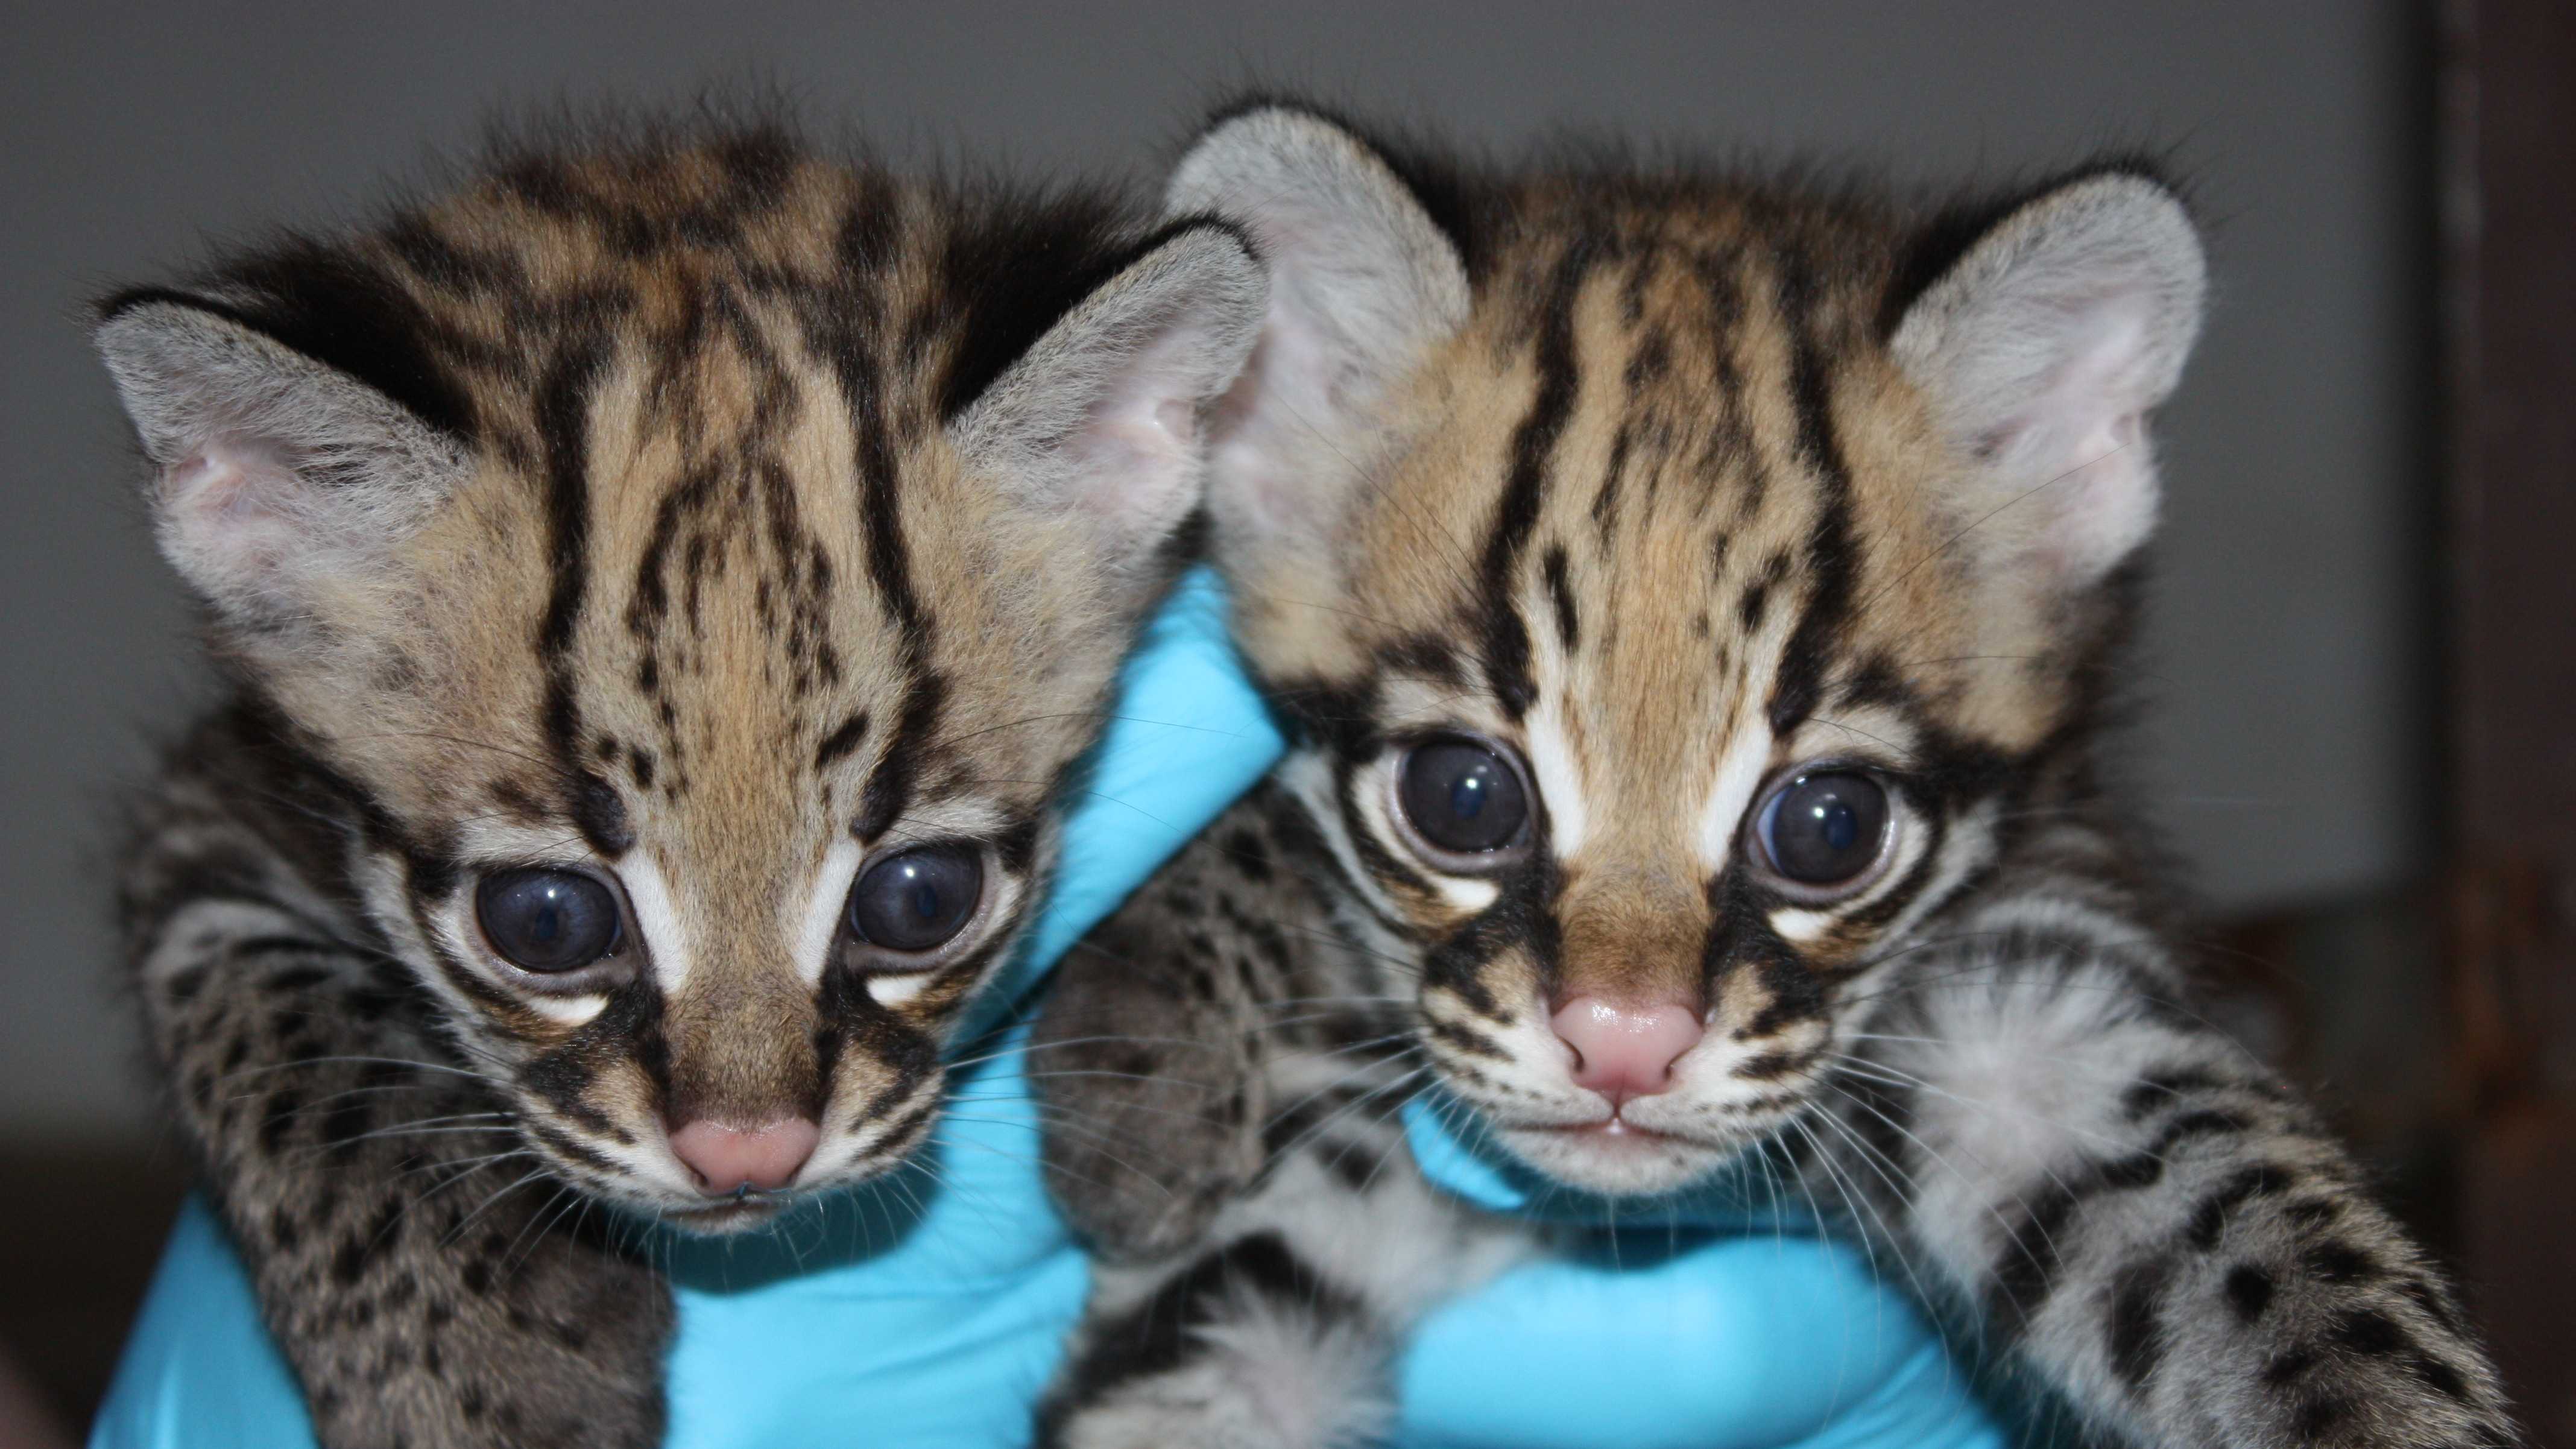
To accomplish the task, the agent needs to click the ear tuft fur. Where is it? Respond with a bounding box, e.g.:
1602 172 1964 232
1892 170 2206 590
94 297 471 630
1161 106 1471 584
949 222 1266 583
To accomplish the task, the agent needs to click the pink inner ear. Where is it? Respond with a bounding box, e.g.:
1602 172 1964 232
160 435 309 594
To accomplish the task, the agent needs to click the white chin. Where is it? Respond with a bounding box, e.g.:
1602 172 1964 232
1494 1120 1735 1199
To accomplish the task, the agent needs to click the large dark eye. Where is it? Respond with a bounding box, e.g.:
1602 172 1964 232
1755 771 1892 889
476 869 625 974
1397 739 1530 859
847 845 985 957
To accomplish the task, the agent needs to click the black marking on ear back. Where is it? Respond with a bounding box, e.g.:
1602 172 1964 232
1540 545 1580 651
930 189 1137 421
1476 242 1591 719
1879 154 2189 340
814 712 871 771
102 241 476 442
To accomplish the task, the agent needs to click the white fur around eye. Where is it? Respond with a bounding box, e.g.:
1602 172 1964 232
610 854 690 997
1365 757 1500 914
1521 704 1589 859
1767 906 1834 944
1692 723 1776 874
794 839 866 988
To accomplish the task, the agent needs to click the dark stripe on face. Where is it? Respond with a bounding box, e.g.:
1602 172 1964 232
813 962 942 1117
1703 876 1824 1035
1476 244 1590 719
572 771 633 856
1418 864 1562 1023
1591 420 1633 537
854 672 949 844
1540 545 1580 651
1763 255 1859 739
518 973 668 1133
814 712 871 771
535 329 610 779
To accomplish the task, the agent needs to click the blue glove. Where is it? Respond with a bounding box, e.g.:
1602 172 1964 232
92 570 2007 1449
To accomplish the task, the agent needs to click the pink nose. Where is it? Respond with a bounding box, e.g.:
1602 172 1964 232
1550 996 1703 1104
668 1117 819 1195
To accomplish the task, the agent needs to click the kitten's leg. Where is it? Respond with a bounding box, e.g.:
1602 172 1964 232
1037 1071 1516 1449
124 768 672 1449
1817 900 2522 1448
1033 895 1271 1260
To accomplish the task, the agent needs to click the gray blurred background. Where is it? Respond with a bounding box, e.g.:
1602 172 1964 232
0 0 2441 1427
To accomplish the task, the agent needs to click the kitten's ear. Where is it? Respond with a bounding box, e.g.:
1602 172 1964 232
1892 171 2206 592
1162 106 1471 567
950 223 1265 583
94 295 470 630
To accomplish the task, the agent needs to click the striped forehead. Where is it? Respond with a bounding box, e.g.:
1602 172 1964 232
1354 220 1905 856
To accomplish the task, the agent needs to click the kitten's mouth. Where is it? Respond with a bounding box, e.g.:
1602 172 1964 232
665 1190 792 1234
1533 1114 1681 1143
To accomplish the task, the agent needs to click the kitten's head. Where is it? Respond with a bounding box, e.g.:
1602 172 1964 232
1172 106 2203 1196
99 126 1261 1229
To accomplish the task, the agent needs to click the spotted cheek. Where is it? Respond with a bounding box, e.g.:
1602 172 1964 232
1637 958 1838 1106
804 1051 947 1185
1416 964 1588 1125
505 1058 701 1207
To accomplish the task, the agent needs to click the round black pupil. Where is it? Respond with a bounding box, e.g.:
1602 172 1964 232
1401 743 1527 854
476 870 619 973
851 848 982 953
1767 774 1887 885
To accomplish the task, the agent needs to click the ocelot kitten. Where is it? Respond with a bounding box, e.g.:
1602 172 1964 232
1033 106 2521 1449
99 119 1263 1447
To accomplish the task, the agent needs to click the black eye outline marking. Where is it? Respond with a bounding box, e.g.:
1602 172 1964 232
472 866 640 990
1386 733 1538 874
839 841 991 974
1744 765 1901 903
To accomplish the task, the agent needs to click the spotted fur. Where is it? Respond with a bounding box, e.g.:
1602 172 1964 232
1034 104 2521 1449
102 117 1263 1445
